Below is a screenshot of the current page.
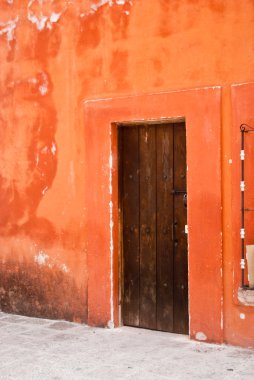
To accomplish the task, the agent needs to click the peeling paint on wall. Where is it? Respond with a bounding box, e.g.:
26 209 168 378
27 0 65 31
61 264 69 273
27 11 62 31
0 16 19 48
0 0 133 50
0 259 86 322
42 186 49 196
24 72 50 96
195 332 207 341
26 0 133 30
34 251 49 265
0 70 57 232
51 142 57 155
34 249 70 275
79 0 133 17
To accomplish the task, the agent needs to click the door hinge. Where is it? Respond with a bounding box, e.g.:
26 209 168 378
185 225 188 234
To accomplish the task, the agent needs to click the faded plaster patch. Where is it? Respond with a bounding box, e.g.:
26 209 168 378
116 0 132 4
80 0 133 17
195 332 207 341
0 74 56 228
39 72 49 96
27 0 65 31
34 251 49 266
28 77 38 85
34 251 69 274
61 264 69 273
89 0 112 13
51 142 57 155
26 72 50 96
27 12 47 31
49 12 61 24
39 84 48 96
42 186 48 196
0 16 19 48
3 0 132 46
238 287 254 306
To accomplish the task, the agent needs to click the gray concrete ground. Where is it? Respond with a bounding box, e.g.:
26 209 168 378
0 312 254 380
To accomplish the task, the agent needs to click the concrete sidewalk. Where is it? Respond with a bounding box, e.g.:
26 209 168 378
0 312 253 380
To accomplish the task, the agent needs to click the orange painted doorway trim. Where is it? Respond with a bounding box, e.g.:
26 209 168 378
84 87 223 343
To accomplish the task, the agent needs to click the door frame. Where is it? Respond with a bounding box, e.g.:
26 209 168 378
117 119 188 331
83 87 223 343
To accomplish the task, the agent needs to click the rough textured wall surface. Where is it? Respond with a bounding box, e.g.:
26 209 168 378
0 0 254 345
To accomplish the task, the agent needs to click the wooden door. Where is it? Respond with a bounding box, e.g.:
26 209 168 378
120 122 188 334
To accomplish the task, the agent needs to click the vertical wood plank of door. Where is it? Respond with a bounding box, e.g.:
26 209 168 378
122 127 140 327
139 125 157 329
173 123 189 334
156 125 174 332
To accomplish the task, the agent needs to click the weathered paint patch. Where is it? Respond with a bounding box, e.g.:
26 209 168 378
195 332 207 341
0 70 57 233
80 0 133 17
0 260 87 322
27 0 64 31
34 250 70 274
38 72 49 95
51 143 57 156
61 264 69 273
34 251 49 265
0 16 18 47
42 186 49 196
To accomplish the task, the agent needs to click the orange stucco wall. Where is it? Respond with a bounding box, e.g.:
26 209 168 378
1 0 254 347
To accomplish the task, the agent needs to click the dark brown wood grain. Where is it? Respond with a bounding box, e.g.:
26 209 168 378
156 125 174 332
139 125 157 329
121 122 188 334
121 126 140 327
